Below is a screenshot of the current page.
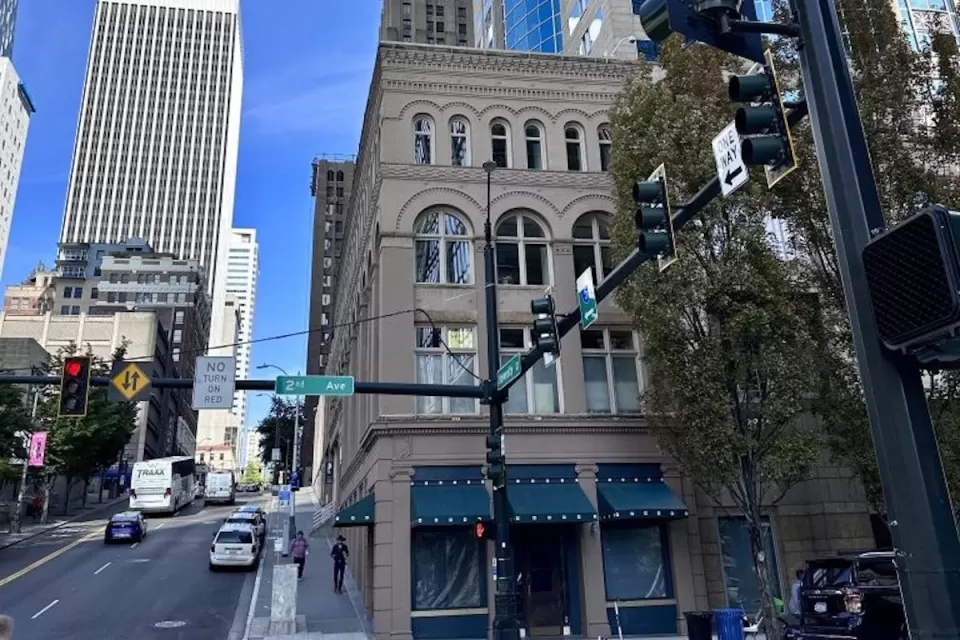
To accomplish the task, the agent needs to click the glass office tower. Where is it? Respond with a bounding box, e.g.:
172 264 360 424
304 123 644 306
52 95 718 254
0 0 17 58
504 0 563 52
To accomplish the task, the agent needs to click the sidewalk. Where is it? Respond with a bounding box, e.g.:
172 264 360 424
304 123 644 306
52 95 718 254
247 486 370 640
0 494 129 550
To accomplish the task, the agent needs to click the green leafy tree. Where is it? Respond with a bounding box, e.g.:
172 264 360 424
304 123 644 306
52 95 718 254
255 397 303 478
0 383 32 460
609 37 823 633
765 0 960 511
242 461 264 485
35 342 138 516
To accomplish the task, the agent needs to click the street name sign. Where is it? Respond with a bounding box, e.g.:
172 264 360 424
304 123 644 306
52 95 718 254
497 354 522 391
275 375 355 396
108 361 153 402
192 356 237 410
712 120 749 197
577 267 599 329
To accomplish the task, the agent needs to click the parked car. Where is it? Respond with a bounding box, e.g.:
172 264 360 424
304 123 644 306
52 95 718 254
799 551 905 640
209 523 260 570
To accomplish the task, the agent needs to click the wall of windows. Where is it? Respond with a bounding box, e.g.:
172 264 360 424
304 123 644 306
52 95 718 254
504 0 563 52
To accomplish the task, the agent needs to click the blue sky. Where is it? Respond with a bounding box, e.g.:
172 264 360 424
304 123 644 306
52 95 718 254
0 0 381 429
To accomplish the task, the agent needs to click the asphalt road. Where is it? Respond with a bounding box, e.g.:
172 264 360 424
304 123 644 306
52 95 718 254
0 493 267 640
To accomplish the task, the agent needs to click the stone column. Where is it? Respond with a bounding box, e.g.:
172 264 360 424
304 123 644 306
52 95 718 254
576 463 611 637
373 466 413 640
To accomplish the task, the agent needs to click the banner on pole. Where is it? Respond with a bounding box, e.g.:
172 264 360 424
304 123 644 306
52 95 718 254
28 431 48 467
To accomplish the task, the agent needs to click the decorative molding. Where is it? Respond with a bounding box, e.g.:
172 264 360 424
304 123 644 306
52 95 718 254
390 466 414 480
381 163 614 191
394 186 485 232
389 84 617 118
560 193 617 218
491 190 561 218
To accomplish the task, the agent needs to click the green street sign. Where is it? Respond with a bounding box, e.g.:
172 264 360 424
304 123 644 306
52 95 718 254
497 355 522 391
275 375 355 397
577 268 599 329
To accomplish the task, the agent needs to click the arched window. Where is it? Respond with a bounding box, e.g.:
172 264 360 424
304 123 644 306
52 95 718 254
572 213 613 285
495 213 549 286
414 210 472 284
565 125 584 171
524 122 544 170
326 170 335 181
336 170 345 181
491 121 511 168
450 118 470 166
413 116 434 165
598 125 612 172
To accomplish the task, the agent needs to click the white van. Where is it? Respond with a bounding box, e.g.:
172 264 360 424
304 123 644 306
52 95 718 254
209 524 260 570
204 470 236 506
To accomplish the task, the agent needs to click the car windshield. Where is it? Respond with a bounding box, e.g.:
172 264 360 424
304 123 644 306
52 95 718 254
111 515 138 523
226 516 253 525
216 530 253 544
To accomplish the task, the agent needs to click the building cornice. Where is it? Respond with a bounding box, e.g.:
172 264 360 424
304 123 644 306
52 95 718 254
381 162 614 189
378 42 637 82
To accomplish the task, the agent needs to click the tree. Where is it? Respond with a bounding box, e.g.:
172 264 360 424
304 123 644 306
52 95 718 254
34 342 139 517
242 461 264 485
255 397 304 477
765 0 960 511
0 383 32 460
609 37 823 634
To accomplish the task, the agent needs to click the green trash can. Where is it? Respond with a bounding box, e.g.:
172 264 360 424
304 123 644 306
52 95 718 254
684 611 713 640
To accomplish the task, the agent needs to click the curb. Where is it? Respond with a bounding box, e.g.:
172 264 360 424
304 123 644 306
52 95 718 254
0 495 129 551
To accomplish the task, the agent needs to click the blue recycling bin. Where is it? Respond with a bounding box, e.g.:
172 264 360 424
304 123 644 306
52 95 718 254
714 608 745 640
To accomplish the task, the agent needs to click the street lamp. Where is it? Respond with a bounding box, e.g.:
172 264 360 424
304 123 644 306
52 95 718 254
257 362 300 544
603 35 637 58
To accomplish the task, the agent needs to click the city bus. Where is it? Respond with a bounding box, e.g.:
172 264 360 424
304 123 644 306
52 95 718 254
129 456 197 514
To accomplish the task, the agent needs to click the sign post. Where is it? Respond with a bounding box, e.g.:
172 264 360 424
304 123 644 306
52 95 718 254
192 356 237 410
712 120 749 197
577 268 599 329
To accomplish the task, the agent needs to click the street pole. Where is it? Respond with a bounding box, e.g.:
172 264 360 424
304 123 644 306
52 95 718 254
10 375 40 534
290 370 301 542
792 0 960 636
482 161 519 640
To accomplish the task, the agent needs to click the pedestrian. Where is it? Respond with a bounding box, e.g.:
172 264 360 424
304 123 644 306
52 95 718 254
289 531 310 580
789 569 804 617
0 614 13 640
331 534 349 594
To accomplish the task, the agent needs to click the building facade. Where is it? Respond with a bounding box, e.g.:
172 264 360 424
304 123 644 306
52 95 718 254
57 0 244 355
382 0 474 46
321 43 876 640
2 263 55 315
0 0 17 59
0 57 32 283
225 227 258 425
0 311 175 460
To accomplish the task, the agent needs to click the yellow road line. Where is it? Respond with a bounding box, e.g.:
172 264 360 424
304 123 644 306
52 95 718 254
0 529 101 588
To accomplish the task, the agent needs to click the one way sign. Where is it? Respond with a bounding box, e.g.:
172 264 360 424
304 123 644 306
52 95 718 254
712 120 748 197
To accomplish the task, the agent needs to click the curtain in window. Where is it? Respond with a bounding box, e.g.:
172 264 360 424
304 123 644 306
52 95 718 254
601 525 668 600
583 356 610 412
415 354 442 413
412 529 483 610
447 353 476 413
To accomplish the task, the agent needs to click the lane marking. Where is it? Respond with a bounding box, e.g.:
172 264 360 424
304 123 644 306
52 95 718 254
31 599 59 619
130 542 139 549
94 562 111 575
0 530 100 588
155 523 166 530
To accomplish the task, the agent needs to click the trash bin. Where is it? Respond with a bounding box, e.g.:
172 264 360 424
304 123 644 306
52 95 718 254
714 608 746 640
684 611 713 640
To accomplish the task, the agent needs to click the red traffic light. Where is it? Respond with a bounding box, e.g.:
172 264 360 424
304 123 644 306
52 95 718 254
475 522 485 539
64 360 82 377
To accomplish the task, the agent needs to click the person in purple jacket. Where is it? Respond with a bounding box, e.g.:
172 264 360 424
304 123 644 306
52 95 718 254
289 531 310 580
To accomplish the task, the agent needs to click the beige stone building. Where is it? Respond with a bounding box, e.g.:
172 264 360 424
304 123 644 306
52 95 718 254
321 42 876 640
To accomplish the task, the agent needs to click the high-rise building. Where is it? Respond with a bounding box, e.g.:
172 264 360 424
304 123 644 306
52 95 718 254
303 156 354 485
225 227 258 425
0 0 18 58
57 0 244 357
0 58 33 283
381 0 474 46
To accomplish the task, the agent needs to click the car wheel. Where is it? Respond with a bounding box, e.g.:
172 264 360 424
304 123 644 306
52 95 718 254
103 537 110 544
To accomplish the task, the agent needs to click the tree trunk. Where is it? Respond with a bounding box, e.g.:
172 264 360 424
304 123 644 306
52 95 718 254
82 477 89 508
40 476 51 524
63 477 72 515
746 515 779 638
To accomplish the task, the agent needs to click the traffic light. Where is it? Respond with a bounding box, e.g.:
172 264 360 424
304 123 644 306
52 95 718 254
728 49 796 188
862 205 960 367
59 356 92 418
633 163 676 272
531 295 560 356
486 434 504 488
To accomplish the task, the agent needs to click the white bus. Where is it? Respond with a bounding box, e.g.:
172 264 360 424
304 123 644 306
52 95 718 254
129 456 196 514
204 470 236 506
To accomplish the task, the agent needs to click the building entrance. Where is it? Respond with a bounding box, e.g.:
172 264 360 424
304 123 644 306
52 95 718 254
513 526 570 636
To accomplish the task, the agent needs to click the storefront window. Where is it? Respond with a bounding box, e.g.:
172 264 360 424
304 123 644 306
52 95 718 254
601 523 670 600
718 516 782 614
412 529 485 610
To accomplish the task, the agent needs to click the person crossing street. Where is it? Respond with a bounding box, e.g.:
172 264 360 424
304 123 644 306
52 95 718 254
289 531 310 580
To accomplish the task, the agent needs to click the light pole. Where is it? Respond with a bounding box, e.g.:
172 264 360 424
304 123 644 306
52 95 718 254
258 363 300 544
603 35 637 58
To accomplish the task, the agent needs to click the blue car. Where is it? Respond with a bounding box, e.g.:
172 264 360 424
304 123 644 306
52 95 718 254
104 511 148 543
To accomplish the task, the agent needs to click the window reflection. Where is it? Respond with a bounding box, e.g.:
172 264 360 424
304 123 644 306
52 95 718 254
414 211 472 284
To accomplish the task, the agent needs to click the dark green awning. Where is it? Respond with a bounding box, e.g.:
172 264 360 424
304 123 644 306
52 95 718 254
596 481 688 521
334 493 375 527
411 482 491 526
506 480 597 524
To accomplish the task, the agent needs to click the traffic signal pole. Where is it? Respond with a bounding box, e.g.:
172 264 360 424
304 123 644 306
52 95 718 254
790 1 960 635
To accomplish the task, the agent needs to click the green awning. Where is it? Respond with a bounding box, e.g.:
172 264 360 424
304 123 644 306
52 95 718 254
334 493 375 527
411 482 491 526
596 480 688 521
506 480 597 523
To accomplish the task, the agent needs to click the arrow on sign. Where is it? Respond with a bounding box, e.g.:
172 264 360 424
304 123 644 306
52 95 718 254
123 369 141 391
725 166 744 186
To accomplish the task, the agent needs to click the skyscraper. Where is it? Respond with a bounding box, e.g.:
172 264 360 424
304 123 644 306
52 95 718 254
381 0 474 46
57 0 244 353
0 0 18 58
0 61 33 283
225 227 257 427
